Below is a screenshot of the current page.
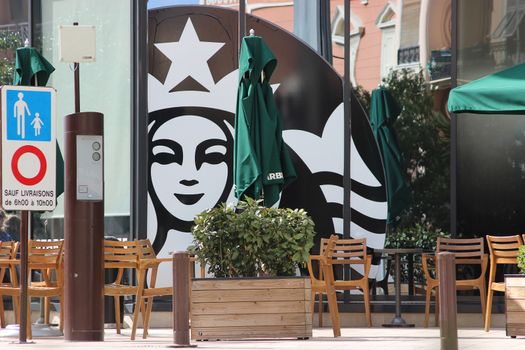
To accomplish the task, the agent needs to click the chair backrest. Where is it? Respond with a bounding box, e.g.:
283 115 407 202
437 237 484 265
325 237 368 266
104 239 140 268
486 235 523 265
29 240 64 269
319 235 338 256
137 239 156 259
0 241 18 283
0 241 18 259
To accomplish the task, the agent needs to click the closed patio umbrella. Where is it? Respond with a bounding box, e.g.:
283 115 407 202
233 34 296 207
13 45 64 198
369 87 410 224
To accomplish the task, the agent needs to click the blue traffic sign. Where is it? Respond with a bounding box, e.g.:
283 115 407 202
5 88 52 142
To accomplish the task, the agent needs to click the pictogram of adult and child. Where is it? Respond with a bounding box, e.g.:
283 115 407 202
13 92 45 139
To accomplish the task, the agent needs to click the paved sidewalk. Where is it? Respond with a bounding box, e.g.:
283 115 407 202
0 328 523 350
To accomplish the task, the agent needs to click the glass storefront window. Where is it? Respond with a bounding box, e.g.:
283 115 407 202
0 1 27 86
33 0 131 239
457 0 525 235
457 0 525 83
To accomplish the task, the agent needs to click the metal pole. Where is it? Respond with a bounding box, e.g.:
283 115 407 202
131 0 149 241
73 22 80 113
438 252 458 350
343 0 351 239
394 253 401 319
239 0 246 46
169 251 196 348
450 0 458 236
19 210 29 343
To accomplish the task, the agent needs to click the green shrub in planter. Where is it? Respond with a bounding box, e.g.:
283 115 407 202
517 245 525 274
385 223 450 283
191 198 315 278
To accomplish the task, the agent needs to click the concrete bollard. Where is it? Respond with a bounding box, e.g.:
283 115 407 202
438 252 458 350
169 251 196 348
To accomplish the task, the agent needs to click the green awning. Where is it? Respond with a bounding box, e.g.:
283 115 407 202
448 62 525 114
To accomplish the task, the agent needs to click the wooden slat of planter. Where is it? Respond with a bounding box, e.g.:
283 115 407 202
193 278 307 290
193 325 311 340
506 299 525 312
192 312 311 327
192 288 309 303
191 277 311 340
506 324 525 337
506 311 525 324
192 300 307 315
506 278 525 287
507 286 525 298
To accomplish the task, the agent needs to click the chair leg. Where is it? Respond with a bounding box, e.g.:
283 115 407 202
0 295 5 328
319 293 324 327
26 301 32 340
130 297 143 341
59 296 63 332
326 287 340 337
114 296 121 334
479 283 486 322
143 297 155 339
424 285 431 328
44 297 50 324
13 296 19 324
363 286 372 327
434 289 440 327
485 288 494 332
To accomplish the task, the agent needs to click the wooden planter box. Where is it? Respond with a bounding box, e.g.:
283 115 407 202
191 276 312 340
505 274 525 337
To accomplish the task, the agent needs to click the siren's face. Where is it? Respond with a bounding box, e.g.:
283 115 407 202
151 115 229 221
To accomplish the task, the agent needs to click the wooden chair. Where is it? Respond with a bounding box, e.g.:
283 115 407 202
0 241 19 328
306 236 332 328
130 239 172 340
103 239 141 335
321 236 372 337
0 240 64 339
422 237 488 327
132 239 203 340
485 235 523 332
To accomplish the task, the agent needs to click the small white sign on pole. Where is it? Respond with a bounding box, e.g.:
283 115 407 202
1 85 56 211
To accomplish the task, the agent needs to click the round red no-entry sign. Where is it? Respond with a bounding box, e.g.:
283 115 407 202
11 145 47 186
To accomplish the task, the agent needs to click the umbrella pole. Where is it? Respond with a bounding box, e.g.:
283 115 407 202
239 0 246 47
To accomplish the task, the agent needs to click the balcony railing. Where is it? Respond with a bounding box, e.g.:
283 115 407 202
397 45 420 66
427 49 451 81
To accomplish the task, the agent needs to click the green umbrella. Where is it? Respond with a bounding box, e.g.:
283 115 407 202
234 35 296 207
448 62 525 114
13 46 64 198
369 87 410 224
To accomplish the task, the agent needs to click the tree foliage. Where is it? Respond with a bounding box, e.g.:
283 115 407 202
355 69 450 233
383 69 450 232
0 29 23 85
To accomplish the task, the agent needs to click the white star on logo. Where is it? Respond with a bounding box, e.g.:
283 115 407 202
155 18 225 91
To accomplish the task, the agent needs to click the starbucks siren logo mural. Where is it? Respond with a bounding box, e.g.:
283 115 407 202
147 6 387 286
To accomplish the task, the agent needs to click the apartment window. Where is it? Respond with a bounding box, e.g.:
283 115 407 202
332 5 362 85
376 3 397 78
